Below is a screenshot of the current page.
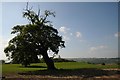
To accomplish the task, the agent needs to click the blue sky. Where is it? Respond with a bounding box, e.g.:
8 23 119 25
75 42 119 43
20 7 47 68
0 2 119 60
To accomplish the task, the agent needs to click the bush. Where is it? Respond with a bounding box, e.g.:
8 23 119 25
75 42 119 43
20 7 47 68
87 62 92 64
117 62 120 65
0 60 5 64
39 58 76 63
53 58 76 62
102 63 105 65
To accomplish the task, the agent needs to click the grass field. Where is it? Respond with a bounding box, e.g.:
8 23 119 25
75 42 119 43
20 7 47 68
2 62 120 80
2 62 119 74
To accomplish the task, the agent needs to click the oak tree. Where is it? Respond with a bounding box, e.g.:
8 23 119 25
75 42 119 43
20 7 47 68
4 4 65 69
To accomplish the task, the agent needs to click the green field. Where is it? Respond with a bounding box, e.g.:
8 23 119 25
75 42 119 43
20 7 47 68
2 62 119 74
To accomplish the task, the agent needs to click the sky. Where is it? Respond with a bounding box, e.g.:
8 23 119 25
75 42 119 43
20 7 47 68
0 2 119 60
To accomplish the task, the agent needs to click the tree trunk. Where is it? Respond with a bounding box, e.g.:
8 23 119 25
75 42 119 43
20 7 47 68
42 51 56 70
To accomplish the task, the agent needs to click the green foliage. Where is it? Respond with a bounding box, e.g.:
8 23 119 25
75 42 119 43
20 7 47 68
4 5 65 68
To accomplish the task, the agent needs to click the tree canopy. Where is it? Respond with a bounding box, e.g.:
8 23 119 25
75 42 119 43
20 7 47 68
4 4 65 69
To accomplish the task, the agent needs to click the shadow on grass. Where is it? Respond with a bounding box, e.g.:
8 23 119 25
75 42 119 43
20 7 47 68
18 68 120 78
19 65 47 68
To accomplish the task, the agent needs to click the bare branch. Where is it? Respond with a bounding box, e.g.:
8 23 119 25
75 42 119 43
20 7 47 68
26 2 29 10
38 9 40 17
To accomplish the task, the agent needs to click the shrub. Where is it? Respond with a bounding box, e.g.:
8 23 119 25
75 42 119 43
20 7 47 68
0 60 5 64
102 63 105 65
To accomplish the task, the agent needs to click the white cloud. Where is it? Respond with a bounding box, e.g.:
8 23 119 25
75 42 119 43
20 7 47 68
76 32 82 38
114 32 120 38
99 45 107 49
59 26 70 34
90 45 107 52
0 37 8 60
114 33 118 37
58 26 71 41
0 35 15 60
70 33 73 36
63 35 70 41
90 47 97 52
